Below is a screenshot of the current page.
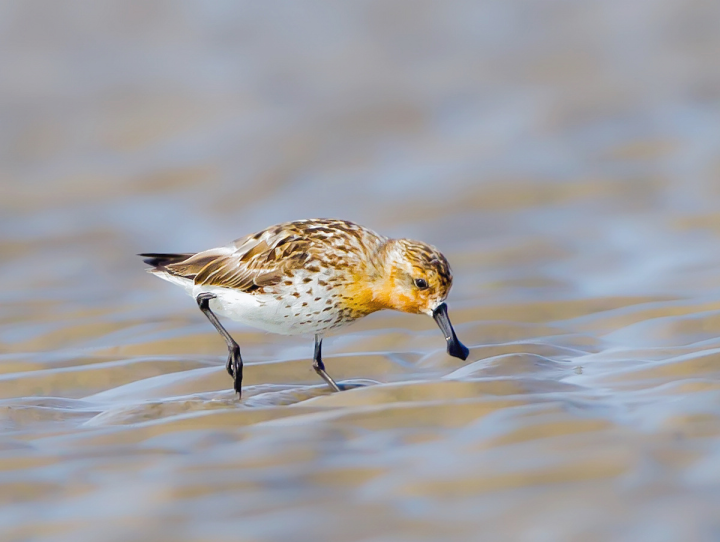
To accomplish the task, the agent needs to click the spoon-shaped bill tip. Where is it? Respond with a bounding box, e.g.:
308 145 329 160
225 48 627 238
432 303 469 361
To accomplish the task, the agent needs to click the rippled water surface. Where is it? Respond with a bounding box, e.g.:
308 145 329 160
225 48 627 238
2 2 720 541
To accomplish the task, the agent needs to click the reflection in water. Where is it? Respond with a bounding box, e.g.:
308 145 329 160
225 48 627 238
2 1 720 541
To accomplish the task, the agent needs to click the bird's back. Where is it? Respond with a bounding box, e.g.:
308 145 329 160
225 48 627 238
160 219 385 292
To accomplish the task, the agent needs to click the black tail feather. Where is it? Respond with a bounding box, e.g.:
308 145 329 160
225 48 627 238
138 252 194 269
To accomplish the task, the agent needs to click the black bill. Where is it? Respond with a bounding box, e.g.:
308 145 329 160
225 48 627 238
432 302 469 360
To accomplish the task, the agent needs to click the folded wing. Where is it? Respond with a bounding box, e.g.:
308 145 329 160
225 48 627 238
163 229 312 293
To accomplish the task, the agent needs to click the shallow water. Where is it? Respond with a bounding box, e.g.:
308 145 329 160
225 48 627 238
2 1 720 541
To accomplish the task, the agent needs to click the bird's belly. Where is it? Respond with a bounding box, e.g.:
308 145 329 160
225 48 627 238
192 284 346 335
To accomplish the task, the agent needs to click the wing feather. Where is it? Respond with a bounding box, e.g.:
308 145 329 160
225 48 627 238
160 219 386 295
164 228 314 293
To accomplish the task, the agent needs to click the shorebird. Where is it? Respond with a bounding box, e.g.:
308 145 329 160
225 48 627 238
140 218 469 397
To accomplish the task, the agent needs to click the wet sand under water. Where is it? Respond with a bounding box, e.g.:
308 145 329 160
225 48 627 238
3 1 720 541
4 219 720 542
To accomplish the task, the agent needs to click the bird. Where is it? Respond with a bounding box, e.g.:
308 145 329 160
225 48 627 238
139 218 469 397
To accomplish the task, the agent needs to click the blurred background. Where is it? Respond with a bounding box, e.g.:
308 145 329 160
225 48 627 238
2 1 720 541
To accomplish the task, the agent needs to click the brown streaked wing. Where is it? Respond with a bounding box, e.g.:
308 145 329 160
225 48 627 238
167 229 314 293
162 249 232 281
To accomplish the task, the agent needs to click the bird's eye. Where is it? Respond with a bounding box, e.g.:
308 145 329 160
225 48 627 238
414 278 428 290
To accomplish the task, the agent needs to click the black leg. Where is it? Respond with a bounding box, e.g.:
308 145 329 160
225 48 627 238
313 334 341 392
196 293 243 397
